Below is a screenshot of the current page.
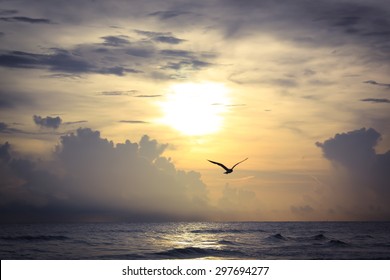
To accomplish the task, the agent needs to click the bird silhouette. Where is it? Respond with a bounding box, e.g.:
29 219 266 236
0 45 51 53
207 158 248 174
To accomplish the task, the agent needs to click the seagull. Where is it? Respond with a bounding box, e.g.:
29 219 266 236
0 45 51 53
207 158 248 174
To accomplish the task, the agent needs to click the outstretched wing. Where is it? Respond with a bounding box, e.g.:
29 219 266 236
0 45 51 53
208 160 229 172
231 157 248 169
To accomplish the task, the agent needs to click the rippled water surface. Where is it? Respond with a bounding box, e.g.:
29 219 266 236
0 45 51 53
1 222 389 259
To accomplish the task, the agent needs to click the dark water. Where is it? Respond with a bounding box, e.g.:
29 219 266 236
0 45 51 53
1 222 389 259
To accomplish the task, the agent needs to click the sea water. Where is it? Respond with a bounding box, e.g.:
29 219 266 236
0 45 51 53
1 222 389 259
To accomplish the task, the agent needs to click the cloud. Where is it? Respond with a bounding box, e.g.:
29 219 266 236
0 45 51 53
162 60 212 71
0 91 33 109
364 80 390 89
0 50 92 71
217 184 260 220
63 120 88 125
0 122 25 134
153 35 185 44
98 66 143 75
0 16 53 24
33 115 62 129
361 98 390 103
148 10 191 20
119 120 148 124
0 142 11 163
0 128 210 222
316 128 390 219
316 128 380 171
290 205 314 216
101 90 138 96
0 9 18 16
125 46 156 58
213 0 390 64
135 30 185 44
160 49 194 58
101 35 130 46
135 94 162 98
159 49 214 71
0 21 215 78
0 49 143 76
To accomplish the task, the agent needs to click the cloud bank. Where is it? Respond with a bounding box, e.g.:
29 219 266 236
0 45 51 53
0 128 209 223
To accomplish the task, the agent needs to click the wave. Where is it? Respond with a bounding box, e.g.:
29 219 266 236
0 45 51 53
328 239 349 247
154 246 244 259
0 235 70 241
265 233 288 241
218 239 239 245
312 234 328 241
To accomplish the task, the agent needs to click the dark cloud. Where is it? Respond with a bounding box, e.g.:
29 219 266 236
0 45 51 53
0 128 210 222
364 80 390 89
0 51 45 69
0 23 213 78
33 115 62 129
217 0 390 63
125 46 156 58
316 128 390 218
162 59 212 71
148 10 191 20
361 98 390 103
0 16 53 24
135 30 186 44
159 49 214 72
0 49 142 76
98 66 142 76
160 49 194 58
153 35 185 44
316 128 381 171
0 50 92 72
101 35 131 47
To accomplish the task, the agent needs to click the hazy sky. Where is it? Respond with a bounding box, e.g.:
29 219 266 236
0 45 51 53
1 0 389 222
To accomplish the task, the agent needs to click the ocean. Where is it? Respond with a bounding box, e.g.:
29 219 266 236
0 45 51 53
1 222 389 259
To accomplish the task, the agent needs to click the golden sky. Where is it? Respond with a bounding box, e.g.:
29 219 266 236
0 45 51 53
1 0 390 222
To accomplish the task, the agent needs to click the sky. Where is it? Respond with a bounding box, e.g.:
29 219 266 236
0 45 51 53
0 0 389 222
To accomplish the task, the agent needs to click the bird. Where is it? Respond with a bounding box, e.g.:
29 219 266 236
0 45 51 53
207 158 248 174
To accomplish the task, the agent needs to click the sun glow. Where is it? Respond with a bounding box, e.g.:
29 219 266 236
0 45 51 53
159 82 230 135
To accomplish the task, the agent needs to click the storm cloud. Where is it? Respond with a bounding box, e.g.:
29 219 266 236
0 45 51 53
316 128 390 219
0 128 210 223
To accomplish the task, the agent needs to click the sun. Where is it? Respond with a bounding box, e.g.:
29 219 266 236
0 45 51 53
158 82 230 136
